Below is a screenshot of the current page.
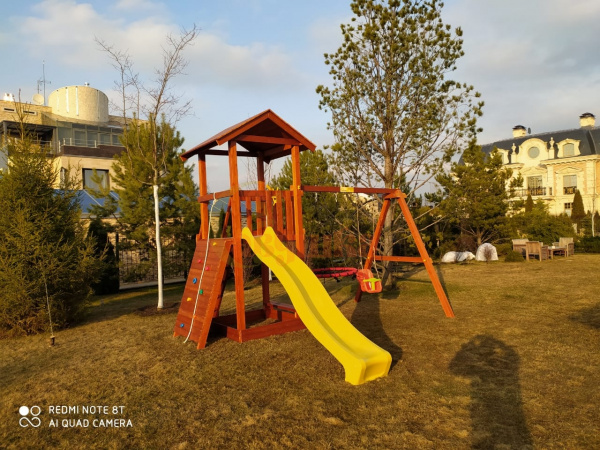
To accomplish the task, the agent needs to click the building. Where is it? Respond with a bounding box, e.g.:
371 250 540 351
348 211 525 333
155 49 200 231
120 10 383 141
481 113 600 217
0 85 126 190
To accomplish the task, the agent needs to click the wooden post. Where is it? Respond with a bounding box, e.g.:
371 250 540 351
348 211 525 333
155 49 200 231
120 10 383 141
256 154 270 312
256 154 265 235
396 196 454 318
291 145 304 258
355 197 390 303
228 140 246 334
198 154 209 239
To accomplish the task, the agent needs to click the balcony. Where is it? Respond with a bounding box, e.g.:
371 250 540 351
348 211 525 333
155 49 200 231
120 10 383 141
511 187 552 197
563 186 577 195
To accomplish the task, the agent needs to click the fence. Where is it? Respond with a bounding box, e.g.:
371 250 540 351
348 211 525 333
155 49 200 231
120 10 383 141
118 248 190 284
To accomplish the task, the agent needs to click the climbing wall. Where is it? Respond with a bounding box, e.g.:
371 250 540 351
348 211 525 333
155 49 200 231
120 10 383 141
173 238 233 349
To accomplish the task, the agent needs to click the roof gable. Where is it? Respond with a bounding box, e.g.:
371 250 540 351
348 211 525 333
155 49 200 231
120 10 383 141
180 109 316 162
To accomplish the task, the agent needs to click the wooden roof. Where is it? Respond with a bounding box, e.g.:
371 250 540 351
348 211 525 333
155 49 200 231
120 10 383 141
180 109 316 163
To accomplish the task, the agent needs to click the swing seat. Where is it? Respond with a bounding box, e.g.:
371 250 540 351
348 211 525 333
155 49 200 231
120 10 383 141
356 269 382 294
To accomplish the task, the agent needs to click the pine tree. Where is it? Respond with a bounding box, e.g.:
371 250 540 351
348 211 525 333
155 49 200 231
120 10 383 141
571 189 585 228
525 194 534 213
0 123 97 335
437 144 518 246
317 0 483 286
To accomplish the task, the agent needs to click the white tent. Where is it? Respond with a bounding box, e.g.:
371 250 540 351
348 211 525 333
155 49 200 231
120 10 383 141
476 243 498 261
441 251 475 263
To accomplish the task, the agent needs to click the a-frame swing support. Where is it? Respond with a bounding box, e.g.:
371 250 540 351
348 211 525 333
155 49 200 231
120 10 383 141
301 185 454 318
356 191 454 317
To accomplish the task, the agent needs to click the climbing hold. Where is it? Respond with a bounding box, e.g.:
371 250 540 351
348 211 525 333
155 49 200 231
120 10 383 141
186 297 192 302
206 266 210 271
199 289 204 295
212 241 217 246
180 323 184 328
193 278 198 284
197 259 202 264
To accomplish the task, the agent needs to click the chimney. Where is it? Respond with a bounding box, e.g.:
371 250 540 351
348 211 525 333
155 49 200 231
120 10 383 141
512 125 527 138
579 112 595 128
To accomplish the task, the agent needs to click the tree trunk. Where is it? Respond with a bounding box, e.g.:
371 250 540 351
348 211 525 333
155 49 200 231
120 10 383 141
153 184 164 309
380 155 395 289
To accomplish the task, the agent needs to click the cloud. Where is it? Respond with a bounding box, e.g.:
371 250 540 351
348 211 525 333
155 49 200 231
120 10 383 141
13 0 305 93
443 0 600 142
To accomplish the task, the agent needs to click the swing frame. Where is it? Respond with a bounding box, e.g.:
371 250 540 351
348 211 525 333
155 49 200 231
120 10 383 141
302 186 454 316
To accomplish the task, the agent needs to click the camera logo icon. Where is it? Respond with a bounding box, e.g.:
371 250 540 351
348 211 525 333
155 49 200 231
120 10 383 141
19 406 42 428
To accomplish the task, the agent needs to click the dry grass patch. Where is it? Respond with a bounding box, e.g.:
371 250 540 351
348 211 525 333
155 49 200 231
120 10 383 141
1 256 599 448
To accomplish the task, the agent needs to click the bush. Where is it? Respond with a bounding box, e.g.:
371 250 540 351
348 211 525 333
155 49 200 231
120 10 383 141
577 236 600 253
495 242 513 257
504 250 525 262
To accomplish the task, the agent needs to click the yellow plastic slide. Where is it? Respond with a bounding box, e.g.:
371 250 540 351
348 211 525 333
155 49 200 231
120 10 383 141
242 226 392 385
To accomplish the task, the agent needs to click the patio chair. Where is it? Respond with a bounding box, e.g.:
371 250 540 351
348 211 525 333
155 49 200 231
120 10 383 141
525 241 548 261
512 239 529 257
559 237 575 256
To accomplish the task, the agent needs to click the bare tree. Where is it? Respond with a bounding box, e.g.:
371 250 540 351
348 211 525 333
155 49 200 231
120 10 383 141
97 25 199 309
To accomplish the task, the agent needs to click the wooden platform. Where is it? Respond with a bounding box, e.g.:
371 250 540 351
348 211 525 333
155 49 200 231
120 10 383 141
173 238 233 349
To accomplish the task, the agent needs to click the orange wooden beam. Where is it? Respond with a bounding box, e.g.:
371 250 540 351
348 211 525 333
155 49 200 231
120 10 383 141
198 155 209 239
396 196 454 318
237 134 302 146
291 145 305 258
228 140 246 333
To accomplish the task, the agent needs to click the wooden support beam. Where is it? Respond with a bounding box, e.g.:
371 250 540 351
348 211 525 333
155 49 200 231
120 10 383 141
203 149 258 157
291 145 305 258
198 190 231 203
237 134 301 146
285 190 294 242
228 140 246 333
374 255 423 263
256 155 265 235
198 155 209 239
302 185 405 197
221 199 231 238
396 196 454 318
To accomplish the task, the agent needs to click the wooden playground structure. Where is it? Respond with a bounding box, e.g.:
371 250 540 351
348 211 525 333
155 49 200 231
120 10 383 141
173 110 454 352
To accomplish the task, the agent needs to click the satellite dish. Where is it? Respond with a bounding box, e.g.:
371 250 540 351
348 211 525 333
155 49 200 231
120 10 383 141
32 93 44 105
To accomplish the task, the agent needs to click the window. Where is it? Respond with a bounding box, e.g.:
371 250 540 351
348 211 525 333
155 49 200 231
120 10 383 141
112 134 121 146
83 169 109 190
564 202 573 216
73 129 86 146
563 143 575 157
99 133 111 145
87 131 98 147
60 168 67 188
563 174 577 194
527 176 543 196
528 146 540 158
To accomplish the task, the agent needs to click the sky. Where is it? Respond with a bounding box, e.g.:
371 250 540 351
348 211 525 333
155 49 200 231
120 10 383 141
2 0 600 191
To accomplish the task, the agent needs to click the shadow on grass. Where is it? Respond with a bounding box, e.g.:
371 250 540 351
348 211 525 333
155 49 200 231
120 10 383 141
570 303 600 329
450 335 532 449
350 294 403 370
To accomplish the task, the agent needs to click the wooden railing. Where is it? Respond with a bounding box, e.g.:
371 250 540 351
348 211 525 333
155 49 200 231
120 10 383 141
201 189 297 241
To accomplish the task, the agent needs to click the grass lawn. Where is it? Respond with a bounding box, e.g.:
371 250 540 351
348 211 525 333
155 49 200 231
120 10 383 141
1 254 599 449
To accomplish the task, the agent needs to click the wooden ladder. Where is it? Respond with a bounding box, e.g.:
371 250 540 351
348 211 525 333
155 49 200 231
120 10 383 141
173 238 233 349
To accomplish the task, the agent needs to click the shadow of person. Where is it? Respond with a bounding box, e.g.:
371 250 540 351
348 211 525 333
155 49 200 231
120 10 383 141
449 335 532 449
569 302 600 329
350 289 403 370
